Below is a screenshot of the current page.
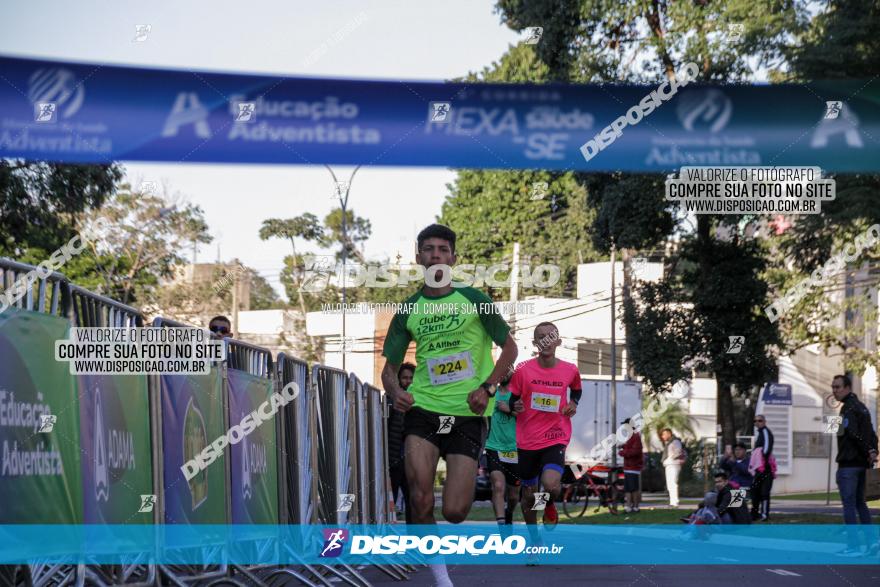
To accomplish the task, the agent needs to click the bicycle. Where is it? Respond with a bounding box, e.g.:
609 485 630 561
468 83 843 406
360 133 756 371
561 464 625 519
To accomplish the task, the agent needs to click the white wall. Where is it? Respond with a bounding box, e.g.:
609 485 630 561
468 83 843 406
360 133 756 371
772 356 836 492
238 309 294 334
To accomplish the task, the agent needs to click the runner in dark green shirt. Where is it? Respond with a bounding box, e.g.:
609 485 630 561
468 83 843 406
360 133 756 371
484 378 521 527
381 224 518 536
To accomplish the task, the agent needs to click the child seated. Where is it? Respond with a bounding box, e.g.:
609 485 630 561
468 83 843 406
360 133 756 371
680 491 721 525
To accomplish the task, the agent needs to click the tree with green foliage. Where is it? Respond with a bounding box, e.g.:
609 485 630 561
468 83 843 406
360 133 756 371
260 214 325 360
319 208 372 264
440 170 601 300
1 160 122 256
640 397 698 447
75 182 212 306
767 0 880 377
483 0 807 446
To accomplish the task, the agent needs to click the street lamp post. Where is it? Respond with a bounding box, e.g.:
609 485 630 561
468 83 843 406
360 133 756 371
324 165 361 371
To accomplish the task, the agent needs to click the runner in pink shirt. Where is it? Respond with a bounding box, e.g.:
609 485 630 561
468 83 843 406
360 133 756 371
509 322 581 533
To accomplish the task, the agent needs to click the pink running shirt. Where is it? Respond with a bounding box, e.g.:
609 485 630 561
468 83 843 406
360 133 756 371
509 358 582 451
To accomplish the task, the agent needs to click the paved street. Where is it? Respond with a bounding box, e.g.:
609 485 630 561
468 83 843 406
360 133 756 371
358 564 880 586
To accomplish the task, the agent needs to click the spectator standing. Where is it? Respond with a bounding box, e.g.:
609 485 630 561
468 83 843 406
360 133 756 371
619 418 644 513
659 428 685 507
750 414 774 521
386 363 415 523
831 375 878 555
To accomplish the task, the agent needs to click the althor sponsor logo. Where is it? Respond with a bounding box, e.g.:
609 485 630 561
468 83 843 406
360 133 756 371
180 382 299 481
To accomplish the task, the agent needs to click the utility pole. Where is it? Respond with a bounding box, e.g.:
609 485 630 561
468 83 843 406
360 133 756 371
231 260 239 337
510 242 521 336
325 165 361 371
610 241 618 468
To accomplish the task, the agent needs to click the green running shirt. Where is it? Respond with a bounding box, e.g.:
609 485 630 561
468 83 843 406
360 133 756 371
382 287 510 416
485 389 517 452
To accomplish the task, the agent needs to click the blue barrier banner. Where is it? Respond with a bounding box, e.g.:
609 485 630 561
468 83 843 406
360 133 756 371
79 374 153 524
0 525 877 564
226 369 278 525
1 55 879 171
160 370 227 525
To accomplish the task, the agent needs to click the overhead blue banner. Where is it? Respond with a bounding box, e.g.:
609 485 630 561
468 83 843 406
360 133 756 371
1 55 878 171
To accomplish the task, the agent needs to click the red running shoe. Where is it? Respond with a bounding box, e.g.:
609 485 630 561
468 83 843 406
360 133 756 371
542 500 558 529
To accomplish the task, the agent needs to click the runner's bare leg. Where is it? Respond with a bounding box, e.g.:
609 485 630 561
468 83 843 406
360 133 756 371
541 469 563 501
490 470 507 520
442 453 479 523
520 484 537 524
404 434 440 524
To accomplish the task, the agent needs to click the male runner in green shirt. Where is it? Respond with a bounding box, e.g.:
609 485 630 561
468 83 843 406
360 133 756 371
484 374 521 528
381 224 518 529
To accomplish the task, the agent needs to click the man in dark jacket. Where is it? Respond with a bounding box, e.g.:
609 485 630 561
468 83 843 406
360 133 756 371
386 363 415 523
751 414 774 521
714 471 751 524
619 419 644 513
720 442 754 489
832 375 878 548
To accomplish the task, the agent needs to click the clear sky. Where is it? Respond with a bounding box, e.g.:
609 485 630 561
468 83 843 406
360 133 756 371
1 0 522 298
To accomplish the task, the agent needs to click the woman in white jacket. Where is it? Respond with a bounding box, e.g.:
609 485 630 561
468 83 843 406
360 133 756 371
659 428 685 507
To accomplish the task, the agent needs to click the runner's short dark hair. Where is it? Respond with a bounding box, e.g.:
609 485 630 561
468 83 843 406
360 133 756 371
209 315 231 326
734 442 747 450
714 470 729 479
417 224 456 253
833 374 852 388
398 362 416 377
533 321 559 338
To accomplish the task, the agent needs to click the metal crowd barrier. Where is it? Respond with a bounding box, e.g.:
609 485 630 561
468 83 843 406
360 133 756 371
151 316 243 587
349 375 369 524
70 284 144 328
312 365 352 525
223 338 284 586
71 287 154 587
0 259 76 587
0 257 69 316
364 384 388 525
1 259 409 587
276 354 314 526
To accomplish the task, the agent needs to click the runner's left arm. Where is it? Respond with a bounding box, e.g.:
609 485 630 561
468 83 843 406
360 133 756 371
485 333 518 388
466 287 518 387
570 369 583 405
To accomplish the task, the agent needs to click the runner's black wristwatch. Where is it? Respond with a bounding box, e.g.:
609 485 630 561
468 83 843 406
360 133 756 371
480 381 497 397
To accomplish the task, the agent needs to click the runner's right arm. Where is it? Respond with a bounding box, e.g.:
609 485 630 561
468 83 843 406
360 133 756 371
381 307 414 412
508 367 525 413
